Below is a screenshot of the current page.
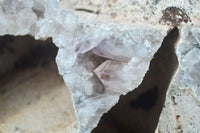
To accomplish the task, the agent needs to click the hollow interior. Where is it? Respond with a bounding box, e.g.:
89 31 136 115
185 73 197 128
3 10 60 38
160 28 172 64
0 35 77 132
92 27 180 133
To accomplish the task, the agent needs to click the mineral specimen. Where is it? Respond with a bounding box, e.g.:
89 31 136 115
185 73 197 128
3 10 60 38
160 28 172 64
0 0 200 133
92 26 180 133
59 23 166 133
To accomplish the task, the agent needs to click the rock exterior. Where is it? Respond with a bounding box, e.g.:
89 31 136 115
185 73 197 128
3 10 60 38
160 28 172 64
156 26 200 133
0 0 200 133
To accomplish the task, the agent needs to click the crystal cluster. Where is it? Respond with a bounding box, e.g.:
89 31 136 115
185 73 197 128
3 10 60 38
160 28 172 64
175 26 200 100
57 23 166 132
0 0 200 133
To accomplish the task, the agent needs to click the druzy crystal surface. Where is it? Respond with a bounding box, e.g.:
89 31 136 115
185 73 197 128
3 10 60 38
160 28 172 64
0 0 200 133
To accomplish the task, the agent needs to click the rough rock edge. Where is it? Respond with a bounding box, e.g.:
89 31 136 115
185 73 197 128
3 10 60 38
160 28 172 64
0 0 200 133
0 0 166 132
71 0 200 132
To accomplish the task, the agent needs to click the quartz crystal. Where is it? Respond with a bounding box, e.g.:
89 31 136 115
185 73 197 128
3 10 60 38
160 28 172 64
0 0 200 133
58 24 166 132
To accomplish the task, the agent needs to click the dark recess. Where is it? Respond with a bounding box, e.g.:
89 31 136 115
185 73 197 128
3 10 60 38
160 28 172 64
0 35 58 94
0 35 58 70
15 38 58 69
75 8 100 14
92 27 180 133
0 35 15 55
0 35 58 82
130 85 158 110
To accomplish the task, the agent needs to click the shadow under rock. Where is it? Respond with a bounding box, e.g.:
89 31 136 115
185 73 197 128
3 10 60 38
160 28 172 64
0 35 60 124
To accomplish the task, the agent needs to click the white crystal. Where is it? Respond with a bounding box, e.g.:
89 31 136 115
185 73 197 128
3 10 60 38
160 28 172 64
58 22 166 132
1 0 200 133
94 58 149 94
